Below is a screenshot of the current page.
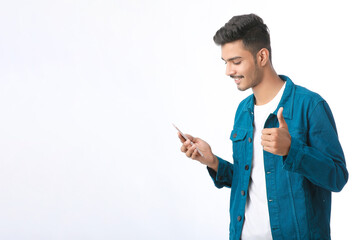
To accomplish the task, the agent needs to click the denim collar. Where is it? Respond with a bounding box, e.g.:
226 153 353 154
243 75 295 120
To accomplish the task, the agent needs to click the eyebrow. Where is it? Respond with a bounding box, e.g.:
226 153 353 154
221 56 242 62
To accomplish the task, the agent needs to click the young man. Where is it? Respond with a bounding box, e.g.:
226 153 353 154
178 14 348 240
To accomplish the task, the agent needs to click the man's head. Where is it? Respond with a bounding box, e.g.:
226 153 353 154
213 14 271 61
214 14 272 91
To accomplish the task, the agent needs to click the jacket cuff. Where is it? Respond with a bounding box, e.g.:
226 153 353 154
207 156 231 188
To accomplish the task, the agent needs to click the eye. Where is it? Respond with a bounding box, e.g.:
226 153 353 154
234 61 242 65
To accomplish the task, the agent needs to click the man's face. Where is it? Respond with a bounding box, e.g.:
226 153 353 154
221 40 262 91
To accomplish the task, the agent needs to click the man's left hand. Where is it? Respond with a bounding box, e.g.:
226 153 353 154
261 107 291 156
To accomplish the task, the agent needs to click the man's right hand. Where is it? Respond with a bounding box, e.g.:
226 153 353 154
178 133 219 172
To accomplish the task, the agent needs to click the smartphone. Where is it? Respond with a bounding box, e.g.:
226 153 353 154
172 123 204 157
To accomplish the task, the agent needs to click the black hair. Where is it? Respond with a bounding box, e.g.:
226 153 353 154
213 14 271 61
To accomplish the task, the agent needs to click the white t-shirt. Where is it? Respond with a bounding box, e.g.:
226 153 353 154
241 82 286 240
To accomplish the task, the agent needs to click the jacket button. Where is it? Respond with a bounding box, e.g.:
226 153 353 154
237 216 242 222
233 133 237 138
248 137 252 143
241 190 245 196
245 165 249 170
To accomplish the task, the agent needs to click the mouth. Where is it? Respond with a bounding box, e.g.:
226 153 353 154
231 75 244 84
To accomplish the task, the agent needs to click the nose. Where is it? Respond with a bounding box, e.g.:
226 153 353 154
225 63 236 76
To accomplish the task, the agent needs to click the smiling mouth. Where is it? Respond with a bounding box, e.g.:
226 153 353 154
231 75 244 83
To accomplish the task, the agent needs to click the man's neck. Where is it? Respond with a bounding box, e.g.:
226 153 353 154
253 70 285 106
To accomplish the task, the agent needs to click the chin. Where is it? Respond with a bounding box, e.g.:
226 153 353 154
237 84 250 91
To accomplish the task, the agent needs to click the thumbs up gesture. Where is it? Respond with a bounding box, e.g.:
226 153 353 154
261 107 291 156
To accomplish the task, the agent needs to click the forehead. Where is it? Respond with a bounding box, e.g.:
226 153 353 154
221 40 252 60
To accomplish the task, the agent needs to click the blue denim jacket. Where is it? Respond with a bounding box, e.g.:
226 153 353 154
208 75 348 240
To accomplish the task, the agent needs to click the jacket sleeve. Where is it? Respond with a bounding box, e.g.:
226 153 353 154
283 100 348 192
207 155 233 188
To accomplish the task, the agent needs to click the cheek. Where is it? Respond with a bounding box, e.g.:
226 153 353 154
241 64 255 78
233 64 246 75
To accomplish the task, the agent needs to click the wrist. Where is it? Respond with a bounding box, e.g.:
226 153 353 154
208 155 219 172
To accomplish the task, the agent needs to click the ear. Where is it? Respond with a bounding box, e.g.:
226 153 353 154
257 48 270 67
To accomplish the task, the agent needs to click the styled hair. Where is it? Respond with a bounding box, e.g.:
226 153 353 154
213 14 271 60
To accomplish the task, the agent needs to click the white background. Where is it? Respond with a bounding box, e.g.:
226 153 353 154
0 0 358 239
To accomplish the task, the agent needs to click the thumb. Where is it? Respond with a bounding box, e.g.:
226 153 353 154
188 135 201 144
277 107 288 129
185 134 194 142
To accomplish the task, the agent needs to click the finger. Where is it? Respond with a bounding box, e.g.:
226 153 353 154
261 140 274 148
191 148 199 159
261 134 274 141
180 139 191 152
178 132 186 142
277 107 288 129
184 139 192 147
262 128 275 135
185 144 197 158
185 134 194 142
185 148 194 158
263 145 273 154
180 144 187 153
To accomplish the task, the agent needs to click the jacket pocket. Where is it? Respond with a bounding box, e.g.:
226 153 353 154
230 128 247 141
230 128 248 161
